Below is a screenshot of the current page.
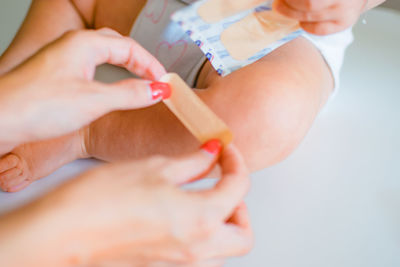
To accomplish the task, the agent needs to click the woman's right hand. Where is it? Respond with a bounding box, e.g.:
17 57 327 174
0 142 253 267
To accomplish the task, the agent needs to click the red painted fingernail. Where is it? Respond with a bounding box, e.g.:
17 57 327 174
201 139 222 155
150 82 172 100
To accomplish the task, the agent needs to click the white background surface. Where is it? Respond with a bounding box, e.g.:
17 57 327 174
1 1 400 267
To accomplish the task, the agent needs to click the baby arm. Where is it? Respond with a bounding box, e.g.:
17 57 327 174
0 0 93 74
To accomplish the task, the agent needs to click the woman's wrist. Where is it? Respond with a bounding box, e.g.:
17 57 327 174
0 193 80 267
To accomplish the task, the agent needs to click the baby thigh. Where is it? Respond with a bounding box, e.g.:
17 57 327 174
198 37 334 171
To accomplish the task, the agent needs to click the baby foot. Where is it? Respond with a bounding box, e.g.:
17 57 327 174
0 131 87 192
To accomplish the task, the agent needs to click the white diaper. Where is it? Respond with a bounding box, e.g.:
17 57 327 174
130 0 353 90
303 29 354 91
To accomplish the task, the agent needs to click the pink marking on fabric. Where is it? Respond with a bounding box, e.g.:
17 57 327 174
144 0 168 24
156 40 188 71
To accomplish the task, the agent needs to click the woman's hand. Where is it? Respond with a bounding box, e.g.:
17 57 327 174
273 0 370 35
0 28 168 147
0 142 253 267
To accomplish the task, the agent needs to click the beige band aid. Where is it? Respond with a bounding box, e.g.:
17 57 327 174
221 10 300 61
160 73 233 147
198 0 267 23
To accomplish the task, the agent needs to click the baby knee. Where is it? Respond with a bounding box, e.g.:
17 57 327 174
226 86 316 171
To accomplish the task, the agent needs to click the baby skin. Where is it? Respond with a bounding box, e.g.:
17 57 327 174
0 0 333 192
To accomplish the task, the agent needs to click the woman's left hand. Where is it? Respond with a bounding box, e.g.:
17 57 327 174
273 0 368 35
0 28 168 148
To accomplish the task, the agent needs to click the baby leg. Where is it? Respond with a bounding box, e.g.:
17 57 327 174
84 106 199 162
86 37 333 171
0 36 333 191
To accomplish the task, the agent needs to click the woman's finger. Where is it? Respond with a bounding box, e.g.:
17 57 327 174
161 140 222 185
199 145 250 221
88 30 166 80
192 204 253 261
91 78 172 111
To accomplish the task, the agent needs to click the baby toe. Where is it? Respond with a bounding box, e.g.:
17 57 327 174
7 179 32 193
0 154 19 173
0 167 25 192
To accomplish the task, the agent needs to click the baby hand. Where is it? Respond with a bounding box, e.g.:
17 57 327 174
273 0 368 35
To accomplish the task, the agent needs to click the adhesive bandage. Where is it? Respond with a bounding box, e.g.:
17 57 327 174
172 0 302 76
160 73 233 147
221 10 300 61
